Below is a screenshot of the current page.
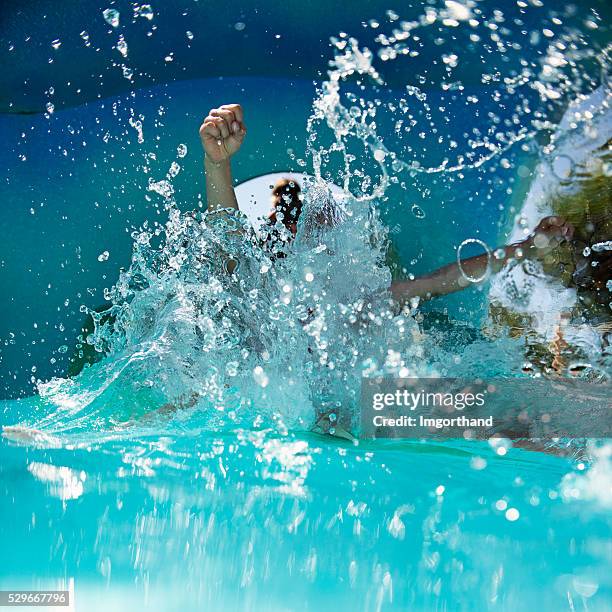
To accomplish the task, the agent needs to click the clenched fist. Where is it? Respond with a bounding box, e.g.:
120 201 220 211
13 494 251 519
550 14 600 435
199 104 246 163
527 215 574 254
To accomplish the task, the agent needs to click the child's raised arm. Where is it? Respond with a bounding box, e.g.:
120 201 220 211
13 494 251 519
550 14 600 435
199 103 246 214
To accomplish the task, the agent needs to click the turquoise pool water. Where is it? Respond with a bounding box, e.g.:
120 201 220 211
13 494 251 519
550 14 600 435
1 410 611 610
1 1 611 610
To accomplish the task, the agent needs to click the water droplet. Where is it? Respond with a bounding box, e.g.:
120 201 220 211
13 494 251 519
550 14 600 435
442 53 458 68
97 251 110 262
176 143 188 158
226 361 239 377
411 204 426 219
102 8 120 28
391 159 404 173
122 66 133 81
234 22 246 31
134 4 154 20
591 241 612 253
167 161 181 178
116 35 128 58
386 10 399 21
551 154 573 180
373 149 386 162
456 238 492 283
253 366 269 387
51 39 61 50
470 456 487 470
505 507 520 521
45 102 55 114
148 179 174 199
186 31 194 40
129 117 144 143
495 499 507 511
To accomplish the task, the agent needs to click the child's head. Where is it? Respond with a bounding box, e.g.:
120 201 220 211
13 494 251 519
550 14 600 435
269 178 302 236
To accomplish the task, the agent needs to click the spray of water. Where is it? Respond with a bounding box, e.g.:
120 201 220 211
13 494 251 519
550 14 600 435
23 1 611 439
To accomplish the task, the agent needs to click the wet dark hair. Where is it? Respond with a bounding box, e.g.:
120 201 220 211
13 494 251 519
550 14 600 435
270 178 302 226
261 178 302 258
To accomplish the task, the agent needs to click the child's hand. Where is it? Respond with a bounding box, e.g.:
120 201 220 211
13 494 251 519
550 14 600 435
199 104 246 163
523 216 574 258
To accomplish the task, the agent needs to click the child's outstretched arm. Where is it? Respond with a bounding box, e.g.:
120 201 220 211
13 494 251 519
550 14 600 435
391 216 574 304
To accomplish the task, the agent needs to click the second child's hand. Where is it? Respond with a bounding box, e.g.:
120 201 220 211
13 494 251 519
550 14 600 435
521 215 574 258
390 216 575 304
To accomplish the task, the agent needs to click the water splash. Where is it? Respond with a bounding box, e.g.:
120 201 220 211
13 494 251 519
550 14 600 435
102 8 120 28
307 1 610 205
3 6 612 608
22 2 612 440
